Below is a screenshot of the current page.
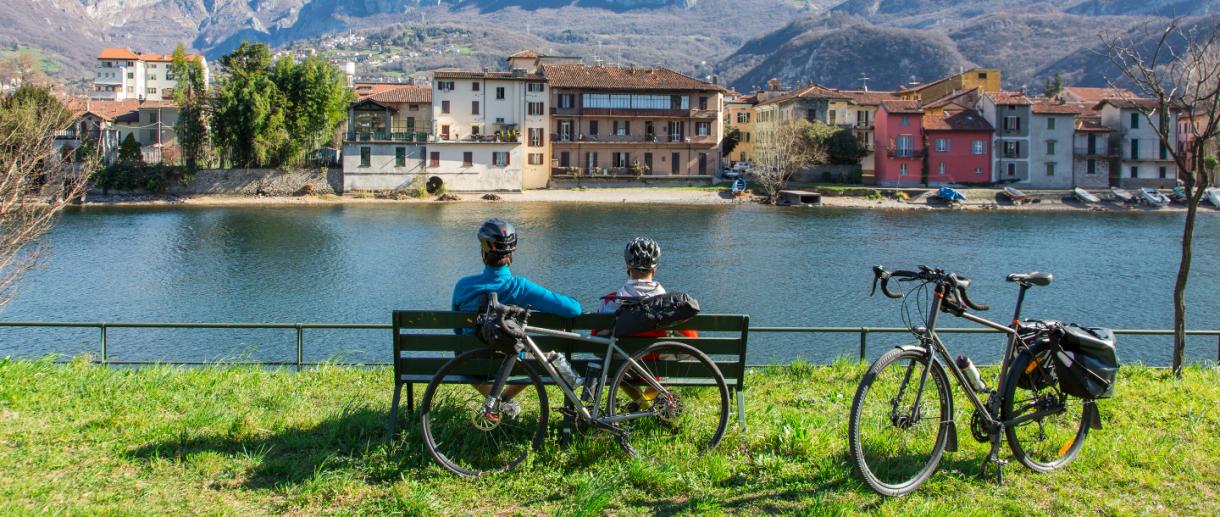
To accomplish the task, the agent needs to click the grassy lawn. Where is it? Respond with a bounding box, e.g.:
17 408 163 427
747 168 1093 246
0 358 1216 515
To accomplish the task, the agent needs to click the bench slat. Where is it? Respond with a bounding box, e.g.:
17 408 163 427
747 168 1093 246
396 334 745 356
397 358 742 380
394 311 747 333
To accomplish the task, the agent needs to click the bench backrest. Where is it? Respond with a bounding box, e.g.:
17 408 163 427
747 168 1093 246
392 311 749 390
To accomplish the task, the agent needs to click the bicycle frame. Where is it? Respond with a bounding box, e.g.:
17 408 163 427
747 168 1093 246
483 324 671 425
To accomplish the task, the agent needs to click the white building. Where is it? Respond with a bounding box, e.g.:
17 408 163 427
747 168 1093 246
1097 98 1179 188
90 48 209 102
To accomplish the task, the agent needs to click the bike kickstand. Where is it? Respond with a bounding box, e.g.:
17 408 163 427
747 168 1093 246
981 424 1008 484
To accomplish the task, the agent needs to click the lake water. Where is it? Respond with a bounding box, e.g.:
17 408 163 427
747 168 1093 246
1 203 1218 366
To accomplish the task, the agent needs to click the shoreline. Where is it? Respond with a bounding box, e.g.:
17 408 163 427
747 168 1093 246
77 187 1218 213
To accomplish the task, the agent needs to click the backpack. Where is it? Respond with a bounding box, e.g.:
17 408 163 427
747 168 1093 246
611 292 700 338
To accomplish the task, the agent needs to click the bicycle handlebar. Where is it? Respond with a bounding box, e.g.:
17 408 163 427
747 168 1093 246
871 265 990 311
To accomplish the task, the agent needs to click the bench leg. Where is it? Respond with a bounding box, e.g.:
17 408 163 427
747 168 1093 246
406 382 415 413
389 381 403 440
736 388 746 434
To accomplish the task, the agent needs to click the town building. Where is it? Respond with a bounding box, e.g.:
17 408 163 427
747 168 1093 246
725 92 757 165
544 61 725 177
979 91 1033 184
342 84 431 191
922 108 994 185
829 89 904 183
1073 117 1115 190
59 98 180 163
1096 98 1179 188
1027 99 1110 189
873 100 926 186
90 48 208 102
896 68 1001 103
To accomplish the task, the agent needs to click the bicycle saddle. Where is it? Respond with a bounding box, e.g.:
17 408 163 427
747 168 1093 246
1006 272 1053 286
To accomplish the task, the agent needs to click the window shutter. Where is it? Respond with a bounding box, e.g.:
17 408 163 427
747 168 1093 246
506 152 510 166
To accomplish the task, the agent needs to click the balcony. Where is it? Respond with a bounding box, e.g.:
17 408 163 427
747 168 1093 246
346 131 429 143
546 107 702 118
689 109 718 119
432 133 521 144
550 133 717 145
886 148 925 159
1073 147 1116 158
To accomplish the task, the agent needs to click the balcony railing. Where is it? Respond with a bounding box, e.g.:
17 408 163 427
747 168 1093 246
1073 147 1116 158
550 133 716 145
886 148 925 159
547 107 705 118
432 134 521 144
346 131 429 143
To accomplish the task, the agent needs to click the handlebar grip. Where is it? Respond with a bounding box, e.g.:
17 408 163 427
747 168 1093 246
880 275 903 299
956 285 989 311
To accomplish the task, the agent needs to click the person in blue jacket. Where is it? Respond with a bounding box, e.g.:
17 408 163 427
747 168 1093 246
452 218 582 413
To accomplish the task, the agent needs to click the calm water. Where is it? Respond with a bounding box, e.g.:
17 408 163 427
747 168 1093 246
1 203 1218 365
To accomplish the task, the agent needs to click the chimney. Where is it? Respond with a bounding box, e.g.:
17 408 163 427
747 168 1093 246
512 69 526 78
767 78 781 91
711 75 718 85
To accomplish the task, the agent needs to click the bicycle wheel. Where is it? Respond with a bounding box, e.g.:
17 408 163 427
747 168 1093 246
606 341 730 460
420 348 548 477
849 346 953 496
1003 344 1093 473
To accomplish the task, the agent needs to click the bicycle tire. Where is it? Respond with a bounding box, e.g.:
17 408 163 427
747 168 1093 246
419 348 548 477
1003 343 1093 473
848 346 953 497
605 341 730 460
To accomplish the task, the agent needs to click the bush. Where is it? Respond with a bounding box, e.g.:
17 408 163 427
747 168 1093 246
93 163 185 194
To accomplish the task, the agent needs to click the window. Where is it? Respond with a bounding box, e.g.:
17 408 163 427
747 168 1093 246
698 97 708 110
148 74 156 81
613 152 628 168
972 140 985 155
938 162 946 175
441 101 450 114
1160 143 1168 160
900 116 909 126
696 122 710 136
430 152 440 167
612 120 629 136
829 110 837 125
527 83 544 93
581 94 686 110
1130 112 1140 128
496 87 505 100
148 63 157 69
147 129 156 141
440 124 450 139
527 102 544 116
975 167 984 175
1130 165 1138 178
1159 166 1167 179
471 125 480 136
558 94 574 108
463 152 473 167
900 163 909 176
528 153 544 165
1046 140 1056 155
492 152 510 167
557 120 573 141
437 81 455 91
359 147 371 167
395 147 406 167
146 87 156 94
1008 163 1016 176
1046 162 1056 177
896 135 914 157
1003 116 1021 132
1004 141 1020 157
643 153 653 172
1087 159 1097 175
1047 117 1056 130
1130 138 1139 160
589 120 599 136
472 82 480 91
935 138 949 152
471 101 480 115
978 72 988 79
409 104 419 111
585 151 598 170
406 117 415 131
528 128 543 147
127 72 134 79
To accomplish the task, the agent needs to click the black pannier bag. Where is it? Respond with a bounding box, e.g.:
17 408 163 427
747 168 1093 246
475 294 528 354
612 292 700 338
1017 321 1059 391
1052 324 1119 399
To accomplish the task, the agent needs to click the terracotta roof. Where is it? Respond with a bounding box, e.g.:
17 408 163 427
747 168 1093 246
97 48 140 60
1060 87 1137 103
434 70 546 81
541 64 722 91
353 82 411 98
986 91 1032 106
900 68 992 94
113 111 140 123
1095 97 1183 111
136 100 178 109
139 53 203 62
64 99 177 122
1075 117 1112 132
1031 100 1093 114
758 83 846 105
880 100 923 114
924 109 993 131
508 50 540 59
925 89 979 110
727 94 757 105
833 90 901 106
367 85 431 104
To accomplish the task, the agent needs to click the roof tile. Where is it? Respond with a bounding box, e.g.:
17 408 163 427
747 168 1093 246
541 64 722 91
923 109 993 131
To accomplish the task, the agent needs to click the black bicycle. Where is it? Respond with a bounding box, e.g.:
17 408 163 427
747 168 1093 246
848 265 1101 496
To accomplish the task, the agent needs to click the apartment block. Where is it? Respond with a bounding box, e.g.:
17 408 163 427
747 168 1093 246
545 63 724 176
923 109 994 185
980 91 1033 183
874 100 926 186
1097 98 1179 188
343 84 432 191
725 92 757 164
90 48 208 102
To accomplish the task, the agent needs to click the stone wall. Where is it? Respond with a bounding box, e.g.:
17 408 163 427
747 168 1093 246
166 168 343 196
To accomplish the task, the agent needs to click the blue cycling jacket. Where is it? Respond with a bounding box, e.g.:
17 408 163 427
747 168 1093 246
452 265 582 317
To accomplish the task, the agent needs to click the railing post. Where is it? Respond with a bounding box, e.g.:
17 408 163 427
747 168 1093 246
295 324 304 372
100 323 108 365
859 327 869 361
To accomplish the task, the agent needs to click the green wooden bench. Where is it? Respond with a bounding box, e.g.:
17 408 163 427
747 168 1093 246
389 310 750 439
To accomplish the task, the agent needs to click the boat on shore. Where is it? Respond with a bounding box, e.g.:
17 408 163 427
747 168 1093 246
1074 187 1101 204
1169 185 1187 204
1206 187 1220 209
1140 187 1170 207
938 186 967 203
1110 187 1135 203
1003 186 1027 204
731 178 747 197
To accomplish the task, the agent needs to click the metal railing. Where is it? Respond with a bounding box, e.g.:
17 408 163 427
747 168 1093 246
1 321 1217 368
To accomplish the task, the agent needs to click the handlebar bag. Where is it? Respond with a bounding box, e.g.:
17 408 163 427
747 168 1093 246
612 292 700 338
475 296 528 354
1052 324 1119 399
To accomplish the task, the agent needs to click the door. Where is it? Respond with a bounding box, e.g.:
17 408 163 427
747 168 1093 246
671 152 680 175
643 153 653 174
698 153 707 175
559 151 570 168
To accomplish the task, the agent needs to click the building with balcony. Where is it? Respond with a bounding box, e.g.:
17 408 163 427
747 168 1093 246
1027 99 1108 189
543 62 725 177
922 108 994 185
826 89 901 183
725 92 757 165
1073 117 1115 189
1096 98 1180 188
874 100 927 186
342 84 431 191
980 91 1033 183
90 48 208 102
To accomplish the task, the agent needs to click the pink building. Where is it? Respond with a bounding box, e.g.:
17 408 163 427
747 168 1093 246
874 100 926 186
923 109 994 185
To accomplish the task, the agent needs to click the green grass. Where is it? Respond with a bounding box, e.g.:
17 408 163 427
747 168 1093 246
0 47 62 74
0 357 1216 515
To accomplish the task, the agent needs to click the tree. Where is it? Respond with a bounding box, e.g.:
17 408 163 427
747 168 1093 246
210 42 287 168
1102 19 1220 376
753 120 826 203
270 56 353 164
117 133 142 164
722 126 741 157
1042 72 1065 97
170 43 209 171
0 85 94 307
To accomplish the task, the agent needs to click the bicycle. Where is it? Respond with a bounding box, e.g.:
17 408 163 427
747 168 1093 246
849 265 1101 496
419 295 730 477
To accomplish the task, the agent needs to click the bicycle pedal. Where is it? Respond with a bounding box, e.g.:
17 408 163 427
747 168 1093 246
614 432 636 456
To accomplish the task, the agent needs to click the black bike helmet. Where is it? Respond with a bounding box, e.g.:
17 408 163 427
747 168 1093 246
478 218 518 257
625 237 660 271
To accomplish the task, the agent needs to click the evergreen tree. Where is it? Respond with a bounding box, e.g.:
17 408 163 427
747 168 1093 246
170 43 209 171
270 56 353 164
1043 72 1065 97
721 126 740 157
117 133 142 164
210 42 287 168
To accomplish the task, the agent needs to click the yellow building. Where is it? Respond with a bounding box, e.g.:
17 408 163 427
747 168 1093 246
725 92 757 164
897 68 1001 103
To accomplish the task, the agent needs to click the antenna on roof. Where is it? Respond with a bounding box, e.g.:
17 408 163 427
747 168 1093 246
593 41 604 66
859 74 870 92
